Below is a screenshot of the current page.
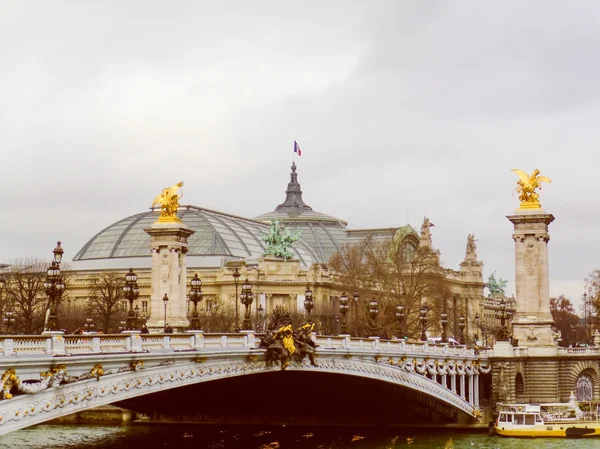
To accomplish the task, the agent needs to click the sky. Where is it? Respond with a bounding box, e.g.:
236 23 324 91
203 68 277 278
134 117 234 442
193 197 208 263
2 1 598 309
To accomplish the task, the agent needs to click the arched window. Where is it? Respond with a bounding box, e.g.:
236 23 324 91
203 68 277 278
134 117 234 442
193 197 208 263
402 243 416 262
515 373 525 400
577 374 593 401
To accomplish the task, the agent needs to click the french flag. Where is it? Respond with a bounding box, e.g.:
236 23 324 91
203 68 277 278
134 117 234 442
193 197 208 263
294 140 302 156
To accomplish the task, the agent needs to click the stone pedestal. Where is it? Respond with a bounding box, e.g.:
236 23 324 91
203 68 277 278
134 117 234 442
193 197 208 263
144 221 195 332
507 209 555 348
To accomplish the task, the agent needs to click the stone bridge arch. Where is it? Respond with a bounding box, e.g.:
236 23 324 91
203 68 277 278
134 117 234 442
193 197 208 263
0 354 482 435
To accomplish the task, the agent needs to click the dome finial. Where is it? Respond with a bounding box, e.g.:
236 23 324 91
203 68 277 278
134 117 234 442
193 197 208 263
275 162 312 212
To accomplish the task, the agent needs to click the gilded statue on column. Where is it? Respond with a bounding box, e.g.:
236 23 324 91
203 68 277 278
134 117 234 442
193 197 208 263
151 182 184 223
511 169 551 209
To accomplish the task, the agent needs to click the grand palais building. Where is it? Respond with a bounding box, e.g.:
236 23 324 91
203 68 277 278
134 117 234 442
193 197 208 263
68 162 488 337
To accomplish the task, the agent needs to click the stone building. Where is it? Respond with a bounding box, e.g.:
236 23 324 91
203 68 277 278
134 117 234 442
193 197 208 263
67 163 486 335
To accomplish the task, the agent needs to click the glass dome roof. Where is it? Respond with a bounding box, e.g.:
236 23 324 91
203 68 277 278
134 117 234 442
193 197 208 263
74 206 319 267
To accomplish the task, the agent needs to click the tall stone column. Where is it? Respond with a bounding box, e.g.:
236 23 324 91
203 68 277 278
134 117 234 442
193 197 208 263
144 222 195 331
507 210 555 350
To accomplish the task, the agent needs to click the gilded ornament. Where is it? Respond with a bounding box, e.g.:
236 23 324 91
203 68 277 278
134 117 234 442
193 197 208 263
151 182 184 223
512 169 551 209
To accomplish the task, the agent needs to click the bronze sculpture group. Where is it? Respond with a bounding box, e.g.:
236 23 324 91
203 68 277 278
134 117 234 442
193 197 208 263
259 323 318 370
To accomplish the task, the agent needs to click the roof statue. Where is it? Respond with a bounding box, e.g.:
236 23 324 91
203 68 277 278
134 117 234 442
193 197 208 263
420 217 434 246
151 182 184 223
465 233 477 260
511 169 551 209
261 220 301 260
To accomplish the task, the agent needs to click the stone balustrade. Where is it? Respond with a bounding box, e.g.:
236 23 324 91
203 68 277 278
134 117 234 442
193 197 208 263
0 333 483 358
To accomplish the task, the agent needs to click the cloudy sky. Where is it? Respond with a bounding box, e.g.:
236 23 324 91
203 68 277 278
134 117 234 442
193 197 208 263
2 1 598 307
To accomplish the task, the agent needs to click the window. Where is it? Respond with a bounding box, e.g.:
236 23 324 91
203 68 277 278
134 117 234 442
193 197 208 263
142 301 148 314
525 414 535 425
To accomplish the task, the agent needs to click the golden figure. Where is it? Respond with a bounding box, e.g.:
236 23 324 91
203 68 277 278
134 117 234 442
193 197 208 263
511 169 551 209
151 182 184 223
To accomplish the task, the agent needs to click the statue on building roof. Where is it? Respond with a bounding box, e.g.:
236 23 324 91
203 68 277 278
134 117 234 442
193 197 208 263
420 217 434 246
465 233 477 260
261 220 302 260
151 181 184 223
512 168 551 209
487 272 508 297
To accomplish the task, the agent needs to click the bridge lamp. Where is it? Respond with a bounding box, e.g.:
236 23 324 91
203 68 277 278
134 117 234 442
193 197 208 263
339 293 349 335
352 291 359 335
84 317 95 334
44 242 66 333
188 273 203 331
0 274 5 334
3 311 14 335
162 293 169 333
122 268 139 331
304 285 314 319
419 302 429 342
240 278 254 331
368 298 379 336
396 304 406 339
440 311 449 343
495 297 511 342
233 267 240 332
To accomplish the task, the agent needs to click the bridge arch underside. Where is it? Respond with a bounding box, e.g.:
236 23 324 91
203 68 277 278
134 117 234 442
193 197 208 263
0 358 478 434
119 371 465 427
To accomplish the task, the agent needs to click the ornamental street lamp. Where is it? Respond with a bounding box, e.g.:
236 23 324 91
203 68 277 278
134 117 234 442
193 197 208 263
458 315 466 344
474 312 481 343
3 311 15 335
118 320 126 332
162 293 169 332
339 292 350 334
396 304 406 339
122 268 139 331
495 297 511 342
352 291 359 335
44 242 66 332
240 278 254 331
0 274 5 334
84 317 95 334
368 297 379 336
419 302 429 342
304 284 314 320
188 273 203 331
233 267 240 332
440 310 449 343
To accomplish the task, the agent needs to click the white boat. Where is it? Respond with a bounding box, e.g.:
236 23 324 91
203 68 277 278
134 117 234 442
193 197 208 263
495 393 600 438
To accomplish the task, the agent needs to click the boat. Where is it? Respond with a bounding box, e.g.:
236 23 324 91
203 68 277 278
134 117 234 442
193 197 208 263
495 393 600 438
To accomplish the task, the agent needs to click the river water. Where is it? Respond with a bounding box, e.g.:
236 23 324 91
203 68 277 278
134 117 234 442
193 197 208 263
2 424 600 449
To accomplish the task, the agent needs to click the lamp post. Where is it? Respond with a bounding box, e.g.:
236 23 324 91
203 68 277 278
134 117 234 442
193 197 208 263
233 267 240 332
3 311 14 335
44 242 65 332
458 315 466 345
474 312 481 344
303 284 314 321
368 297 379 336
419 302 429 342
339 293 350 335
395 304 405 339
256 303 264 332
119 320 126 332
188 273 203 331
440 311 449 343
162 293 169 332
352 291 359 335
84 317 95 334
122 268 139 331
0 274 5 334
495 297 511 342
241 278 254 331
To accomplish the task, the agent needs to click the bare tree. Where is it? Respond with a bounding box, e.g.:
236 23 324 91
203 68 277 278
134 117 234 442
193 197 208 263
3 259 49 334
87 272 125 333
329 234 451 339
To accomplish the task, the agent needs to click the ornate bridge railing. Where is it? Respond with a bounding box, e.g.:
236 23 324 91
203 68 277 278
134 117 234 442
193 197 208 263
0 332 490 435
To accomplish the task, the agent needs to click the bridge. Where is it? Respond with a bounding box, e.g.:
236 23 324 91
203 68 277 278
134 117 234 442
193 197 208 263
0 332 491 435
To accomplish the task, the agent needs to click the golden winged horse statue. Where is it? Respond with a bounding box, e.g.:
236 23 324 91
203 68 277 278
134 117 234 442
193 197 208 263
511 169 551 209
151 181 184 222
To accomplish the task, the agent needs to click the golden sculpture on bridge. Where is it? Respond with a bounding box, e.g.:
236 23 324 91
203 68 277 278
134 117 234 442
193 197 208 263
151 182 184 223
511 169 551 209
